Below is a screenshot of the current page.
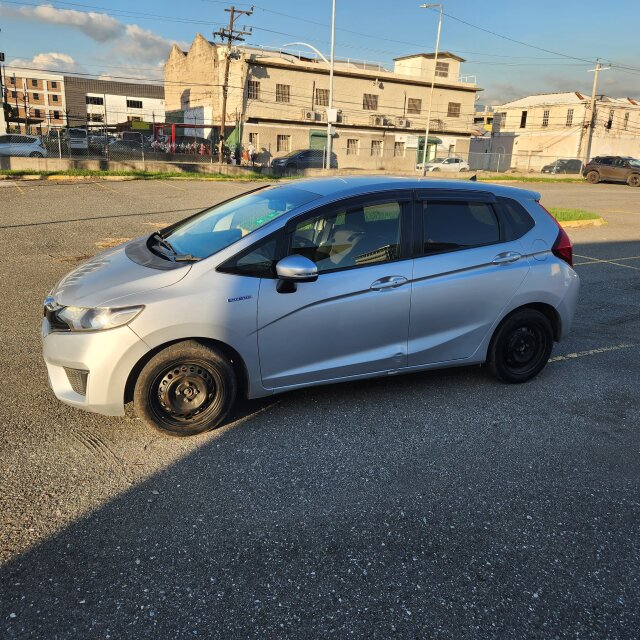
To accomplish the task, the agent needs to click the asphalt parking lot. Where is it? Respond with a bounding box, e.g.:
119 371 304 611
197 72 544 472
0 177 639 639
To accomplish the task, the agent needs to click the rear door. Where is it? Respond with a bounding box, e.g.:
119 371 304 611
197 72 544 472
257 192 414 389
408 191 530 366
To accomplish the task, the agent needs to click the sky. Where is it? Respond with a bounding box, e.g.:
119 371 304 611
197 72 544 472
0 0 638 105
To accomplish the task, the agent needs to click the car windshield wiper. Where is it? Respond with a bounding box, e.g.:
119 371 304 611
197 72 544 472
148 232 200 262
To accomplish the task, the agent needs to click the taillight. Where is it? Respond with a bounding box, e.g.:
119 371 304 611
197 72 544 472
537 202 574 267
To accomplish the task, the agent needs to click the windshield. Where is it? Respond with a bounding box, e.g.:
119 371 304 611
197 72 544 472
163 186 321 259
629 159 640 168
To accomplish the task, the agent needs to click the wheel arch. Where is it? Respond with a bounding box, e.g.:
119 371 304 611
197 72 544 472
492 302 561 345
124 337 250 405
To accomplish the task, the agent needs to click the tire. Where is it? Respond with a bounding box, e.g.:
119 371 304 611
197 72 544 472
627 173 640 187
285 163 297 177
29 151 44 158
133 340 237 437
487 309 554 384
586 170 600 184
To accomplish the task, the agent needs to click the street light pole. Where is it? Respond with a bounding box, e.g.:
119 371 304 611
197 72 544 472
326 0 336 171
420 3 443 176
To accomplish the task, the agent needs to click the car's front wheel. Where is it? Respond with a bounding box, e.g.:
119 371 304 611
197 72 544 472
586 170 600 184
134 340 237 437
487 309 554 384
29 151 44 158
627 173 640 187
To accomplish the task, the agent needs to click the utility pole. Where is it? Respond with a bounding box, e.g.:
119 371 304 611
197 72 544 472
0 51 6 135
325 0 336 171
580 59 610 165
420 3 443 176
213 5 253 165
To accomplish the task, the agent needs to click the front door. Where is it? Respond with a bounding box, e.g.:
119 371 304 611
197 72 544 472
258 193 413 389
408 192 530 366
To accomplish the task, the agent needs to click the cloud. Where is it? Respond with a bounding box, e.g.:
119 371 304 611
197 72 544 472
0 3 123 42
117 24 180 64
8 52 85 73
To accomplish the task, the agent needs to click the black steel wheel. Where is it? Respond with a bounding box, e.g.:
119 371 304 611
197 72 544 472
487 309 554 383
134 341 236 436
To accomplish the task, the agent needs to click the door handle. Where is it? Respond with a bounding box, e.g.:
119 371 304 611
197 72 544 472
492 251 522 265
370 276 408 291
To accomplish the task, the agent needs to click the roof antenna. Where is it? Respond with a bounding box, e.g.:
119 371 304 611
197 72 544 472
469 174 477 182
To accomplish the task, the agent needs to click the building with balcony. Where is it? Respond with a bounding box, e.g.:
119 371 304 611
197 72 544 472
163 35 481 169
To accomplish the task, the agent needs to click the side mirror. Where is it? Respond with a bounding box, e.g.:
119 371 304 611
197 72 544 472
275 255 318 282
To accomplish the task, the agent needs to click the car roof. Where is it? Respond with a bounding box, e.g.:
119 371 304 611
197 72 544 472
281 175 541 202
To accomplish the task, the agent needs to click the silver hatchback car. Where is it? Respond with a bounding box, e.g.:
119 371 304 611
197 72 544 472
42 177 579 436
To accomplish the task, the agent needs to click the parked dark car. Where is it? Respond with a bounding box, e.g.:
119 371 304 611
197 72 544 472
541 159 583 174
271 149 338 172
583 156 640 186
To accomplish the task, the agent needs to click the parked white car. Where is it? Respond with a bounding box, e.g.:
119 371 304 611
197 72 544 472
422 157 470 172
0 134 48 158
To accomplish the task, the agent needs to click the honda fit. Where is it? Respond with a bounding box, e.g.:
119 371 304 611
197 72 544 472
42 177 579 436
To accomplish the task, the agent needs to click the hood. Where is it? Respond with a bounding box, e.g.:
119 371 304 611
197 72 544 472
51 241 191 308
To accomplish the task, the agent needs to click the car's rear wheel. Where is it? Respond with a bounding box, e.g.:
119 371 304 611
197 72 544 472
627 173 640 187
586 170 600 184
29 151 44 158
134 340 237 437
487 309 554 384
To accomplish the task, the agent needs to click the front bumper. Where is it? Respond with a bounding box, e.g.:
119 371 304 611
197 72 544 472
41 318 150 416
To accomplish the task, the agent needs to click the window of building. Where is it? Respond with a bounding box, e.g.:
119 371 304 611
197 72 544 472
33 93 40 100
127 115 142 122
363 93 378 111
9 77 15 85
248 132 259 147
422 201 500 255
497 112 507 127
51 81 58 89
86 96 104 106
407 98 422 114
566 108 574 127
31 79 38 87
277 134 290 152
394 141 405 157
542 109 549 127
276 84 290 103
371 140 382 156
624 112 630 130
435 61 449 78
34 109 41 118
11 91 17 98
127 99 143 109
607 109 615 129
289 200 403 273
53 110 60 120
88 113 104 122
447 102 461 118
520 110 528 128
248 80 260 100
315 88 329 107
346 139 359 155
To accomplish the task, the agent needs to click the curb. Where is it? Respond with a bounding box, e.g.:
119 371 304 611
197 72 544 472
560 218 606 228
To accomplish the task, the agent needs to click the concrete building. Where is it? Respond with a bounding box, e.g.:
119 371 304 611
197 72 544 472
163 35 481 169
2 66 67 133
490 92 640 170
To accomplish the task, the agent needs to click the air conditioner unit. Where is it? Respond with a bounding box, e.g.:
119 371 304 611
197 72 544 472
370 115 385 127
337 113 347 124
396 117 410 128
302 109 321 121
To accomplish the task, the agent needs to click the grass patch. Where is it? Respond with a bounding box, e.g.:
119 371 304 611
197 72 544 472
0 168 276 181
548 207 601 222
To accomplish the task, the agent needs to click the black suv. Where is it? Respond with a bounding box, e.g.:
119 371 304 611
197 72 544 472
583 156 640 187
541 159 583 174
271 149 338 172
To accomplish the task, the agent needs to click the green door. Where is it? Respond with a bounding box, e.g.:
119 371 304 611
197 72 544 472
309 130 327 151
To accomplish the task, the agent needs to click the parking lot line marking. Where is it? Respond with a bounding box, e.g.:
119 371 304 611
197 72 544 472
549 343 636 363
574 253 640 270
162 181 187 191
92 181 118 194
14 183 25 195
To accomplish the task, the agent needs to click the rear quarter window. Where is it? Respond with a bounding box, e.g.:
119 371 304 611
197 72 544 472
497 197 535 240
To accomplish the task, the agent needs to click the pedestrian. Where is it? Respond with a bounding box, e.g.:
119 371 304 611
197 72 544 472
248 141 255 166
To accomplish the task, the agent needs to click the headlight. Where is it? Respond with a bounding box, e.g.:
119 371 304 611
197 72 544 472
52 305 144 332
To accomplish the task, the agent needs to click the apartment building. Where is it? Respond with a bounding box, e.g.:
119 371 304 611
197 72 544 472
491 92 640 169
2 67 67 133
1 67 165 134
164 35 481 169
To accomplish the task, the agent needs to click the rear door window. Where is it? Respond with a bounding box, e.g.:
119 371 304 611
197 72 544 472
421 200 500 254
